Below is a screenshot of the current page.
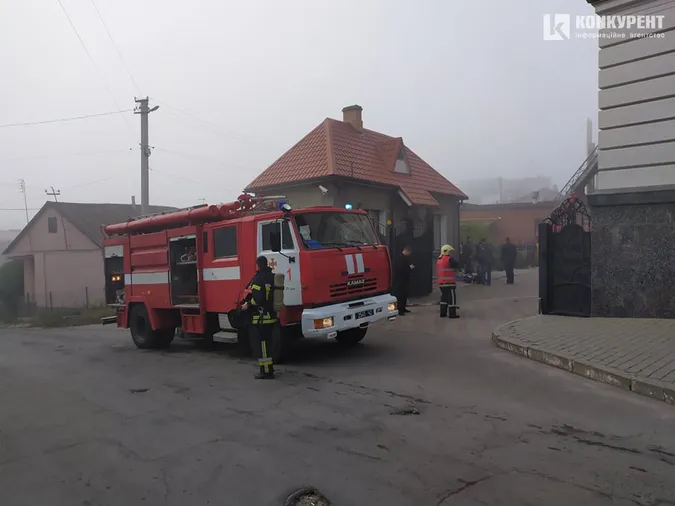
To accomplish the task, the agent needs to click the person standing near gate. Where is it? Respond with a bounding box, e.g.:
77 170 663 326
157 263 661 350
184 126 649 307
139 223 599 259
394 245 414 315
437 244 460 318
464 236 474 275
500 237 517 285
240 255 277 379
476 238 492 285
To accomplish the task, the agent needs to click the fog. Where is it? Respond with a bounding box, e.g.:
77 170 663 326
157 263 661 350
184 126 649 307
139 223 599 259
0 0 597 229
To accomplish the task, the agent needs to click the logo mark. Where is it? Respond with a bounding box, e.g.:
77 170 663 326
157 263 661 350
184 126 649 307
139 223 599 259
347 278 365 287
544 14 570 41
268 257 278 271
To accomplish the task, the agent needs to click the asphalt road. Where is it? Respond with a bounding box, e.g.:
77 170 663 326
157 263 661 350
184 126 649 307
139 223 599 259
1 271 674 506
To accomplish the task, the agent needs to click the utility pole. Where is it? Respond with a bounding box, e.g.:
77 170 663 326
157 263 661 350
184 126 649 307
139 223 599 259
45 186 61 202
45 186 68 249
18 179 30 225
134 97 159 215
19 179 32 250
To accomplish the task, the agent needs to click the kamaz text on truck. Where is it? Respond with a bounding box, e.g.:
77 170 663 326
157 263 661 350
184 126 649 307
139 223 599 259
101 194 398 361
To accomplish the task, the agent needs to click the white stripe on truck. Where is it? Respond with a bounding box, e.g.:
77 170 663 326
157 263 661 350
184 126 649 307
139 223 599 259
345 254 365 274
202 266 241 281
124 272 169 285
122 266 240 285
345 254 355 274
355 253 365 273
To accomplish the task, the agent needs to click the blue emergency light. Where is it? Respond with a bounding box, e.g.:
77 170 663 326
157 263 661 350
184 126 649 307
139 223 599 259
345 204 353 210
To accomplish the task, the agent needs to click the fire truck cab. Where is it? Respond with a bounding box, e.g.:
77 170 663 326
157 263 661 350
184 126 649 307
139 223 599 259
102 195 398 361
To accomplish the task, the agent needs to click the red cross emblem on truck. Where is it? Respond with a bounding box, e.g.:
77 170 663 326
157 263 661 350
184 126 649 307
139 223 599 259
268 257 278 271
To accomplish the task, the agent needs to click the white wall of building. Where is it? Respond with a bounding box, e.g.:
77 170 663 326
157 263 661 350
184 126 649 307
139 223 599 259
593 0 675 192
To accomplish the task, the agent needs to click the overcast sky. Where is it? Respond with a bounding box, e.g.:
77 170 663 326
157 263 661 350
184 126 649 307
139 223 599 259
0 0 597 229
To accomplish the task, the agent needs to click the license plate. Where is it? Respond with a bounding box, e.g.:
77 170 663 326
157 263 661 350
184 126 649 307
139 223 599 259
355 309 374 319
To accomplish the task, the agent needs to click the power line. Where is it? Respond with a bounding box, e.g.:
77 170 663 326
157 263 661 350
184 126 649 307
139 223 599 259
55 0 133 134
0 148 133 161
150 167 202 186
89 0 143 95
158 101 268 148
0 109 132 129
152 146 256 172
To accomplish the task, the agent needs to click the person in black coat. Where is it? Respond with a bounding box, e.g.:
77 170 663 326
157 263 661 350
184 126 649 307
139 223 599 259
241 256 277 379
500 237 518 284
393 245 414 315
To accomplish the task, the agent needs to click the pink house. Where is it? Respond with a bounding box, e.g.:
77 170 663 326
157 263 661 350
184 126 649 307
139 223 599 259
3 202 173 309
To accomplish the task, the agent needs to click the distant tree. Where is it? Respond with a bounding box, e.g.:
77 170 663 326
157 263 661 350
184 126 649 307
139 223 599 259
0 260 24 322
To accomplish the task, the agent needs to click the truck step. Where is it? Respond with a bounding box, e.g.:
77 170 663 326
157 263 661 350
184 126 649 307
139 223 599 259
213 331 238 344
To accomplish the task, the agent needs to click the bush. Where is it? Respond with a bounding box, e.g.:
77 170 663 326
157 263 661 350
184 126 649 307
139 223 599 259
0 260 24 322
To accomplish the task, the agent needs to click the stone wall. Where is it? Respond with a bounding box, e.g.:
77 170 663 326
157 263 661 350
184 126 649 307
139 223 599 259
591 202 675 318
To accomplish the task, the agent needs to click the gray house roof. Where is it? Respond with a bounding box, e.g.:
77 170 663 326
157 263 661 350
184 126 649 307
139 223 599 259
3 201 175 254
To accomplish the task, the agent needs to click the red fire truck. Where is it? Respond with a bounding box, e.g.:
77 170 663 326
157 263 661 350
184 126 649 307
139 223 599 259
101 194 398 361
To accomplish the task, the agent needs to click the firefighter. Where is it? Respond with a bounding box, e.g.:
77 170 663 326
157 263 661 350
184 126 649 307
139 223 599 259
240 255 277 379
437 244 460 318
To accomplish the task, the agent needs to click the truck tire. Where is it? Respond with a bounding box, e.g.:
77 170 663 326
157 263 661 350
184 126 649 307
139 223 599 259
129 304 174 349
335 327 368 346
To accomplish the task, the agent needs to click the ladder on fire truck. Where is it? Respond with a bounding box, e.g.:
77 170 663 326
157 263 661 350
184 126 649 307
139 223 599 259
553 145 599 205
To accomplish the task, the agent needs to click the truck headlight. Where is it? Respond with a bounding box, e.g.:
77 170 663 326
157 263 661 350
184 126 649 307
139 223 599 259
388 302 397 312
313 317 334 329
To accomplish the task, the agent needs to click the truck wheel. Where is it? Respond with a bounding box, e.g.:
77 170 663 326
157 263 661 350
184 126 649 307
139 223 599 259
336 327 368 346
129 304 173 349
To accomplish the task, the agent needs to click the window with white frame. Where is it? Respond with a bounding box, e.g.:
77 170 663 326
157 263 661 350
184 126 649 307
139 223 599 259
393 147 410 174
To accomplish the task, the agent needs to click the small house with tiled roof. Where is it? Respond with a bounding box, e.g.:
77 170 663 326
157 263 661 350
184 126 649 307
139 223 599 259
4 201 174 309
246 105 467 296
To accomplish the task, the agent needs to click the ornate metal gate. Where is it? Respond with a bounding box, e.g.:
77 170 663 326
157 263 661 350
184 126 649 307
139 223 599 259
538 196 591 317
387 217 434 297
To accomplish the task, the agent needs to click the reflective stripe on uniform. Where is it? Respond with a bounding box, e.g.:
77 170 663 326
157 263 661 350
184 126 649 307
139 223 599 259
260 340 272 373
252 316 278 324
251 284 261 290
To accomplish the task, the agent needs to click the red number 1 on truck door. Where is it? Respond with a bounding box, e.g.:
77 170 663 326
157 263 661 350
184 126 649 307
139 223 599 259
287 268 292 281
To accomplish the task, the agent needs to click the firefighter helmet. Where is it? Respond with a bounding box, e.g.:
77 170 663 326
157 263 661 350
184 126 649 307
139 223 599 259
440 244 454 256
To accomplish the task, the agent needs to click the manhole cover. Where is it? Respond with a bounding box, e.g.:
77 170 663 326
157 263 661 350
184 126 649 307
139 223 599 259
285 487 330 506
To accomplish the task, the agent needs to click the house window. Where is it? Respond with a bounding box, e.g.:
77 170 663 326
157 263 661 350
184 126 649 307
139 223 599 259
394 147 410 174
47 217 58 234
213 226 237 258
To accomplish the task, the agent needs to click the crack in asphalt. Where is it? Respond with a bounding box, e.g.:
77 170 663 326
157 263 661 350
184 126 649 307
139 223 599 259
436 476 492 505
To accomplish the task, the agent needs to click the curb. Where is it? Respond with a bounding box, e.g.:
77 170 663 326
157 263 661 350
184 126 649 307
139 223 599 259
492 324 675 406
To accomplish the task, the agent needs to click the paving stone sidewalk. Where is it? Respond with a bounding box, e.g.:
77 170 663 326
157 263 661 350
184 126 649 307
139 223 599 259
492 315 675 405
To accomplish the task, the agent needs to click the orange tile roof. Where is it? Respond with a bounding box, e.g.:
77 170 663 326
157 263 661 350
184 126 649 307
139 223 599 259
246 118 467 205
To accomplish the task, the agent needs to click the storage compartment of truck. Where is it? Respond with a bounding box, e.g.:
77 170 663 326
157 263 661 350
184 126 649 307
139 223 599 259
169 236 199 306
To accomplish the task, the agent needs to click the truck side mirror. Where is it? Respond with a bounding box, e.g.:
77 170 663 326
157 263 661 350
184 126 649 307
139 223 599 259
270 232 281 252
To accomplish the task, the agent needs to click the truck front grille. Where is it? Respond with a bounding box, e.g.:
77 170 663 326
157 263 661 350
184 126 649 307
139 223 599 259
329 278 377 298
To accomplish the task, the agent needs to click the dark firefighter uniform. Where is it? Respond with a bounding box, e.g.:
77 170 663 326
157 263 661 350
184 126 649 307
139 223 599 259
437 244 460 318
243 256 277 379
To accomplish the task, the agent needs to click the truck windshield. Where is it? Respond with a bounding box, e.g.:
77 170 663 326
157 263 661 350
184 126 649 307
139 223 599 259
294 212 380 250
